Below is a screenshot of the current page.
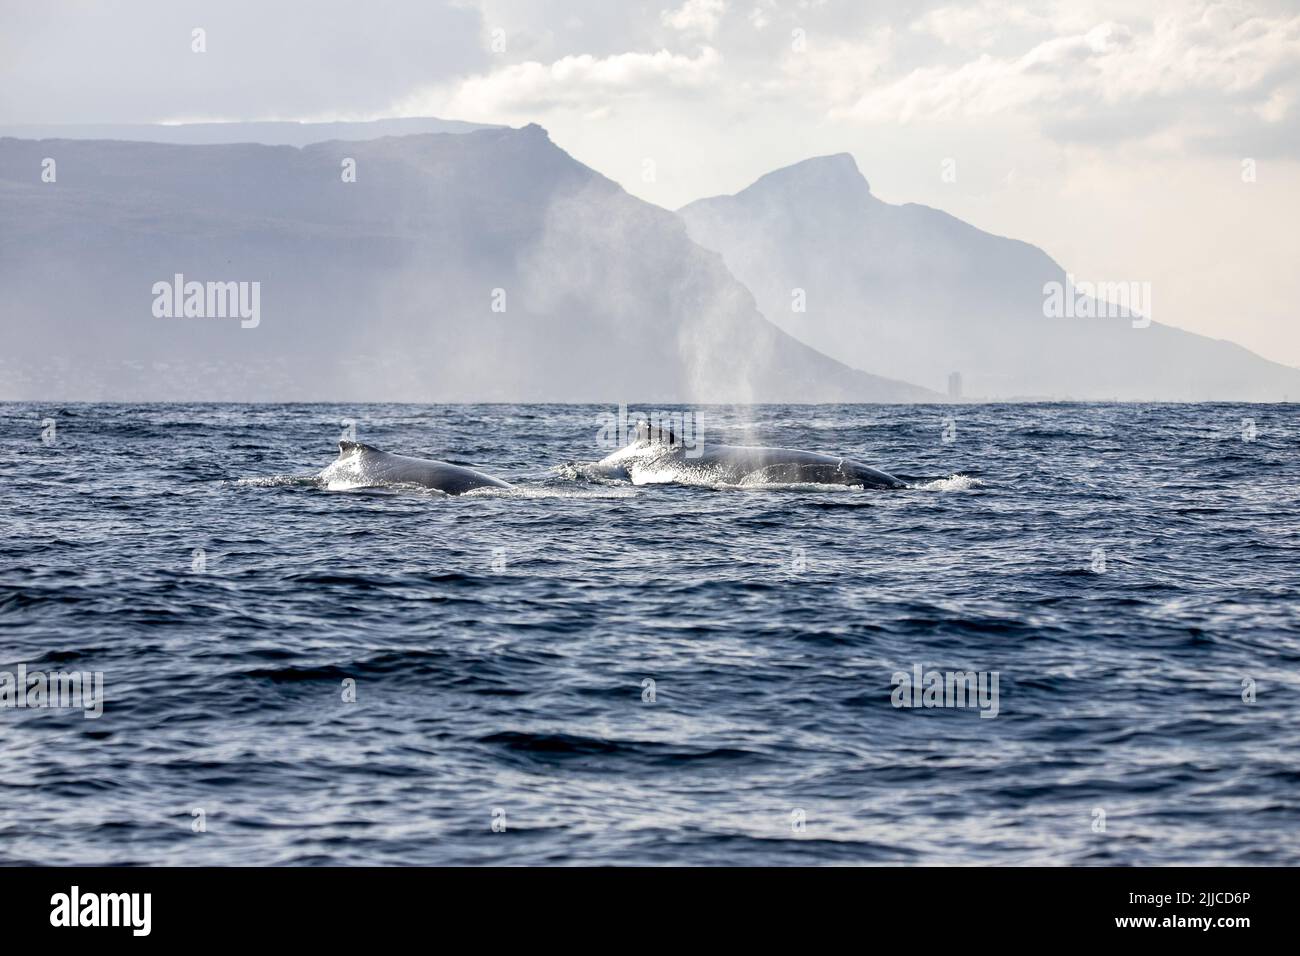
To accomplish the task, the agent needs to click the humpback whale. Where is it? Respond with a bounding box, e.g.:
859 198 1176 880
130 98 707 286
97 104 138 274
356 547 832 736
320 441 511 494
589 422 907 489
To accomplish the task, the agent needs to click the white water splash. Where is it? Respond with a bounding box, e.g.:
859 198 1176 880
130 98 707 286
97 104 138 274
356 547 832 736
912 474 984 491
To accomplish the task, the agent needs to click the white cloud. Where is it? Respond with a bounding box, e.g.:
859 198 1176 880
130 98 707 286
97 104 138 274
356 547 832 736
777 29 894 106
839 5 1300 131
402 47 722 119
1256 87 1293 124
910 1 1055 48
661 0 727 39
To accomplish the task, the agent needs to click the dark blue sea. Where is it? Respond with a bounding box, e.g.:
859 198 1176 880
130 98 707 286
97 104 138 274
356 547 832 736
2 402 1298 865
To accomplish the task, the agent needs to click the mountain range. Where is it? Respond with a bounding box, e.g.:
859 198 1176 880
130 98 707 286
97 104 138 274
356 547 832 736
0 123 931 402
1 119 1295 402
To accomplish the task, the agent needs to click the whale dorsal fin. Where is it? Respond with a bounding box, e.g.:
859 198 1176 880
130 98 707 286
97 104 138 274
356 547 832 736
338 440 377 457
635 420 677 445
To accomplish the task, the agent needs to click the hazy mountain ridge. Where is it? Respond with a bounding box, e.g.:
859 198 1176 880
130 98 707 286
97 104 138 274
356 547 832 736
0 126 936 402
0 117 500 147
679 154 1300 401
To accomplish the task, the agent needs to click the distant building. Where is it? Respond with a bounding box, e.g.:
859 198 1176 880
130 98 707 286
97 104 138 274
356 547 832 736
947 371 962 401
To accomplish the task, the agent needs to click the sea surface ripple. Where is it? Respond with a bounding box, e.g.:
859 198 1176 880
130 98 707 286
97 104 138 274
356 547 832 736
1 402 1297 865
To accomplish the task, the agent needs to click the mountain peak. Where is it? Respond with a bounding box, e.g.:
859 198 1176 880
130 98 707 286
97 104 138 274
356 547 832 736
748 152 870 196
679 150 1300 401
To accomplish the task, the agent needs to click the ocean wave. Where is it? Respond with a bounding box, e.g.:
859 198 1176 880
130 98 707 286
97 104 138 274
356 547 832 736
4 401 1298 866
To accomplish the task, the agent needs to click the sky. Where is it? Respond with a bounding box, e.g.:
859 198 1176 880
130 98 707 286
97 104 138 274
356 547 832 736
3 0 1298 366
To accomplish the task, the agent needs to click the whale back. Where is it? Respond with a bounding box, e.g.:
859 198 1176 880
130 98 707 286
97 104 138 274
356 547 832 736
707 445 906 488
596 437 905 489
323 441 510 494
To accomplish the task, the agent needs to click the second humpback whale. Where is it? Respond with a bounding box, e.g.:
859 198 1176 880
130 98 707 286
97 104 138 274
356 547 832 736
587 422 907 489
320 441 511 494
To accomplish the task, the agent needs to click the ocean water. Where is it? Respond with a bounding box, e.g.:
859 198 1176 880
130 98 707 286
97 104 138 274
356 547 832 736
2 401 1298 866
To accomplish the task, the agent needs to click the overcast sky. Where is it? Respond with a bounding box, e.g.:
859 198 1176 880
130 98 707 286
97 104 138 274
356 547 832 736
3 0 1298 365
